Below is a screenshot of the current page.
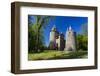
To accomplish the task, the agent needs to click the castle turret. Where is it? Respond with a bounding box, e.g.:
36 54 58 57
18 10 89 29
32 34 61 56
49 25 57 50
64 26 77 51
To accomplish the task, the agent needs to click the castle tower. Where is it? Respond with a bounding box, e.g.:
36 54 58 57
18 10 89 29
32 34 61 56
49 25 57 50
64 26 77 51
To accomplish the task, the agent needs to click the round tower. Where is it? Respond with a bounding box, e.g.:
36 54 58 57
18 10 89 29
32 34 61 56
49 25 57 50
64 26 77 51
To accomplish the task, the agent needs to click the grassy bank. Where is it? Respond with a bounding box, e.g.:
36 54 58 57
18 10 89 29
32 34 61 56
28 50 88 60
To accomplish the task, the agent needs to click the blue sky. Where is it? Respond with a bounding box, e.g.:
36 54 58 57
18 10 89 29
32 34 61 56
28 15 88 47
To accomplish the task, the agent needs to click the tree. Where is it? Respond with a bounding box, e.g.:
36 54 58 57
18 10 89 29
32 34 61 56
77 34 88 50
81 23 88 36
28 15 53 53
77 23 88 51
28 24 38 52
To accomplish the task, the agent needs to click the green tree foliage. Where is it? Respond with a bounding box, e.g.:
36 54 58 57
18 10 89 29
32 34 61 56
76 23 88 50
28 15 53 53
77 35 88 50
81 23 88 35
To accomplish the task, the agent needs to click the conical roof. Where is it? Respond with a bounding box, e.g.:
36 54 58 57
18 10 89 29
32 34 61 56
51 25 56 31
69 26 72 30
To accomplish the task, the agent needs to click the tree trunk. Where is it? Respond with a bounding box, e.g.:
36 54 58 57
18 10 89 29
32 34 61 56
37 29 40 52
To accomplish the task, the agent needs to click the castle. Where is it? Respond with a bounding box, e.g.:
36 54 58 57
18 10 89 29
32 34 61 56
49 25 77 51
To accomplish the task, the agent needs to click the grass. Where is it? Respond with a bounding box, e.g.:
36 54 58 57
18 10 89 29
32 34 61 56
28 50 88 60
